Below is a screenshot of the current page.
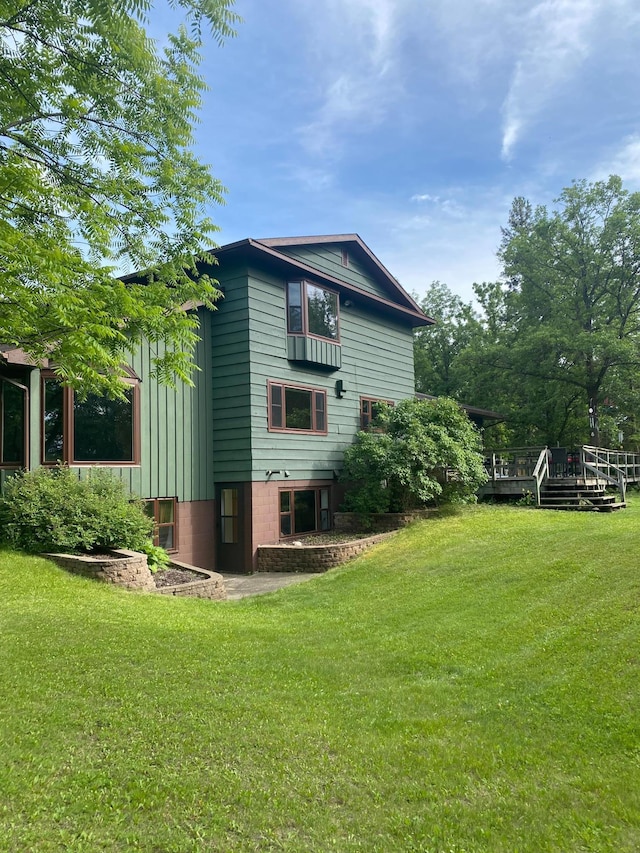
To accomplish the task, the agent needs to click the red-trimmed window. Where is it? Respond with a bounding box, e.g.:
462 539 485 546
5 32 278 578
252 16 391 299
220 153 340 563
42 374 140 465
360 397 393 430
279 488 331 537
144 498 178 552
268 381 327 433
287 281 339 341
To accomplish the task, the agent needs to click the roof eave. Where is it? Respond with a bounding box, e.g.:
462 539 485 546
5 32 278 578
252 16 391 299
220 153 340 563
254 234 424 314
212 239 433 328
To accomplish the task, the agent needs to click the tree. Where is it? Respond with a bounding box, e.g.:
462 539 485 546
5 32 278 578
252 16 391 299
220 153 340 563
494 176 640 445
340 398 487 513
413 281 481 399
0 0 239 396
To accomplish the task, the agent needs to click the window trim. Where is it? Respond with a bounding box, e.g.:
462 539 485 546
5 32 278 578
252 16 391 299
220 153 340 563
0 375 29 469
286 280 340 343
279 487 332 538
268 380 328 435
360 396 394 430
41 372 141 466
145 497 178 553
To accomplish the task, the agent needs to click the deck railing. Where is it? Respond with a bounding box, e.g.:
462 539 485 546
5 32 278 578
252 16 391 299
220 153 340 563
531 447 550 506
485 447 547 481
581 446 640 485
484 445 640 504
580 446 627 503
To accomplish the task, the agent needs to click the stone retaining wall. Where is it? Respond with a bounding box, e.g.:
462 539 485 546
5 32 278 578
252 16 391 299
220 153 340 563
47 549 155 591
155 559 226 601
256 531 396 573
334 509 439 534
47 551 227 600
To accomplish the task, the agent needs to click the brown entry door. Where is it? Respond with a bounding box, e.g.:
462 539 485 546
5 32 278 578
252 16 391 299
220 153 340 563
217 484 247 572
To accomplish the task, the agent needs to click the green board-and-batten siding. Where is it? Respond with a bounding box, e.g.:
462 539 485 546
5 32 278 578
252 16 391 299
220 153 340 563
138 308 214 502
286 335 342 369
5 311 216 504
107 309 214 502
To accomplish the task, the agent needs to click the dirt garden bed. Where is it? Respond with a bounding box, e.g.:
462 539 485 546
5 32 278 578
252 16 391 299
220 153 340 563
153 559 226 600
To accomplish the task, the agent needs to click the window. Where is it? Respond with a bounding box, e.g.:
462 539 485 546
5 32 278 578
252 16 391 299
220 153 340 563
145 498 177 551
279 488 331 537
42 374 139 464
360 397 393 430
269 381 327 433
287 281 339 341
0 376 27 467
220 487 239 544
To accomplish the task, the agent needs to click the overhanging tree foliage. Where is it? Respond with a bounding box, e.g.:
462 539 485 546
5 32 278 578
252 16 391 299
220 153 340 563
341 398 487 513
0 0 239 395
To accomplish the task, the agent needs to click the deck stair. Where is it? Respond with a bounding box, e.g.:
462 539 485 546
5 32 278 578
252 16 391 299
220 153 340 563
481 445 637 509
539 479 626 512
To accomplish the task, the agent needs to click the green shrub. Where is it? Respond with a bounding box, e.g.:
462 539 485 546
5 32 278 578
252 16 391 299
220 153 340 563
341 397 488 512
0 465 154 554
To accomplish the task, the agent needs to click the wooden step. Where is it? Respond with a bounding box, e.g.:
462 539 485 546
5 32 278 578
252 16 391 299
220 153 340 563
538 503 600 511
538 501 626 512
540 493 617 504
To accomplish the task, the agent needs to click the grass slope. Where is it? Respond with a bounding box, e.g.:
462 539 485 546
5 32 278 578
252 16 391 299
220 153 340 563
0 502 639 852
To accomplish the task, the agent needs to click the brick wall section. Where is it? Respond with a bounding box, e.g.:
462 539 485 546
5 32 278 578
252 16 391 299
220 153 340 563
155 559 226 601
47 549 155 591
256 531 396 573
174 500 216 570
334 509 439 534
251 480 281 553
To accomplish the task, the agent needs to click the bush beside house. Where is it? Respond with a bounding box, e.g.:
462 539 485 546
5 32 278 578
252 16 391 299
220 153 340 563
0 466 154 554
341 397 488 514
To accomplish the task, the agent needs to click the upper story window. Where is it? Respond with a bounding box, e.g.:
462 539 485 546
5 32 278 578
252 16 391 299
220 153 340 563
268 381 327 434
42 374 140 465
287 281 339 341
0 376 27 468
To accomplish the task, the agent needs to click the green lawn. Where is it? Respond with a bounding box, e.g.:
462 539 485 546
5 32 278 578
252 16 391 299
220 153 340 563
1 501 639 852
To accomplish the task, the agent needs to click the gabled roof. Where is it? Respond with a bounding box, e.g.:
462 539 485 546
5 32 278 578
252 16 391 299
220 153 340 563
210 235 434 328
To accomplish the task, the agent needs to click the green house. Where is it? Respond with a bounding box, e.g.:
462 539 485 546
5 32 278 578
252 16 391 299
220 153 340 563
0 235 431 572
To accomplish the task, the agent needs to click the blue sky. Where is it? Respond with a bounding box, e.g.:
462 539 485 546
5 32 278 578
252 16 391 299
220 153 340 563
166 0 640 302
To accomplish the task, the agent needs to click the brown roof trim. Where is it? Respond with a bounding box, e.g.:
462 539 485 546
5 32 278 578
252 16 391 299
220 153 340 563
212 238 433 328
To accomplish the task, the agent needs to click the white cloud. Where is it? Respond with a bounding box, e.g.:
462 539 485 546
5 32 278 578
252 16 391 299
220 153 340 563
500 0 604 160
591 134 640 186
295 0 406 158
409 191 466 219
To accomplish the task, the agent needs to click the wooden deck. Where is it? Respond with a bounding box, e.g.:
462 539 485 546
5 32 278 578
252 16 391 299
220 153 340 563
480 445 640 511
